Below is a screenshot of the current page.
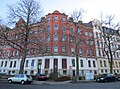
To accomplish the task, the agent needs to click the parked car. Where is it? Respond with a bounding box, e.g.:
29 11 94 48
96 74 117 82
37 74 48 81
8 74 33 84
116 76 120 81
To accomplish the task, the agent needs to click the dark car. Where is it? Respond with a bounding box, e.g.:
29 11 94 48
96 74 117 82
37 74 48 81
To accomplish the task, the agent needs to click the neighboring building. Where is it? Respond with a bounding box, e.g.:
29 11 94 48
92 19 120 74
0 11 120 77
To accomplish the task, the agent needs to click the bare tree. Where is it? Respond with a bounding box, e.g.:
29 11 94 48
0 0 43 74
70 9 94 82
70 9 85 81
99 13 120 74
71 8 85 22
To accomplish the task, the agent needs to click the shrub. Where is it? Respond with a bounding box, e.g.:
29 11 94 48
55 76 70 81
49 72 58 81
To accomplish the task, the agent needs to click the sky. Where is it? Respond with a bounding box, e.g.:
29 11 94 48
0 0 120 23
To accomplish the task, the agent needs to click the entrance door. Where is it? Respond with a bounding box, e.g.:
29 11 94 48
53 59 58 73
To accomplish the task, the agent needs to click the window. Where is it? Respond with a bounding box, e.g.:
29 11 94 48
33 48 36 54
31 60 35 67
48 17 50 21
90 32 93 37
27 49 30 55
54 16 58 21
34 28 38 34
100 60 103 67
54 35 58 41
98 50 101 57
116 61 118 68
16 51 19 56
39 47 43 54
86 49 90 56
79 39 82 45
40 37 43 42
54 25 58 30
62 35 66 41
47 25 50 31
40 28 44 33
45 59 50 68
29 29 32 34
14 61 16 68
90 40 93 46
28 39 31 45
30 70 34 74
54 46 58 53
63 70 67 75
71 47 74 54
104 60 106 67
4 61 7 67
62 26 66 32
12 51 15 56
86 40 89 45
1 61 3 67
93 61 96 67
97 41 99 47
79 48 82 55
62 59 67 69
10 61 13 68
46 46 50 53
72 59 75 67
62 46 66 53
88 60 91 67
19 25 23 29
46 35 50 42
96 32 98 38
85 31 88 36
33 38 37 43
26 60 29 67
77 28 81 34
80 60 83 67
62 17 65 21
92 50 95 56
70 27 74 33
70 36 74 43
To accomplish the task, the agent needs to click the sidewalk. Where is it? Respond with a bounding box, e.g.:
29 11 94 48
32 79 95 85
33 80 71 85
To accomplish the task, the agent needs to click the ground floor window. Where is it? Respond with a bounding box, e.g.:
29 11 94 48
63 70 67 75
31 70 34 75
25 70 27 74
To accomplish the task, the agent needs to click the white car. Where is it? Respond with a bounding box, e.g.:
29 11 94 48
8 74 33 84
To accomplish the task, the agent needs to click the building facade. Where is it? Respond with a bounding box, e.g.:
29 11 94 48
0 11 120 77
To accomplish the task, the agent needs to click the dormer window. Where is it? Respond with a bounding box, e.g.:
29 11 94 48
54 16 58 21
19 25 23 29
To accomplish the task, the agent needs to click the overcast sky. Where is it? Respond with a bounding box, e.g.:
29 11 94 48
0 0 120 23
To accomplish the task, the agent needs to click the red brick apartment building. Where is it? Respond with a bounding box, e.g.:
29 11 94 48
0 10 98 77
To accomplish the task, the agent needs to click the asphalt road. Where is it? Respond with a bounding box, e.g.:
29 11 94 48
0 81 120 89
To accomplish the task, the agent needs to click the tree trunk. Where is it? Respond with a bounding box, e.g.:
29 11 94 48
19 49 27 74
76 54 79 81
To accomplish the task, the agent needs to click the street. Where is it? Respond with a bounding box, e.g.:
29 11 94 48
0 81 120 89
